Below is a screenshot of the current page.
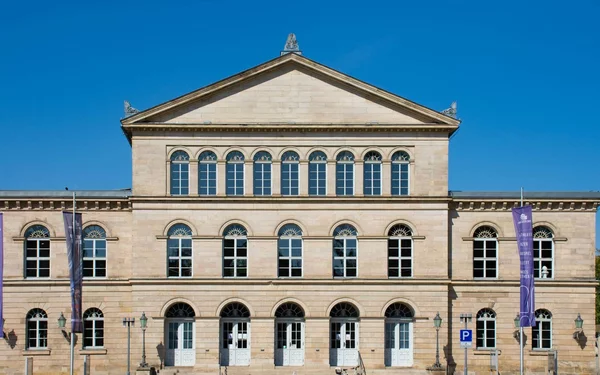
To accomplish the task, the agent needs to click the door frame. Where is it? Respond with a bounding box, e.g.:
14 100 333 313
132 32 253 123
275 318 305 366
329 318 359 367
384 318 413 367
164 318 196 367
220 318 251 366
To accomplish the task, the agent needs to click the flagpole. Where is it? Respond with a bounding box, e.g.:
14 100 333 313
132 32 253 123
519 187 524 375
70 192 75 375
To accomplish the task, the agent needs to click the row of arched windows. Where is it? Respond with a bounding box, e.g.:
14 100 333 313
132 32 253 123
473 225 555 279
476 308 553 350
25 308 104 350
169 150 411 196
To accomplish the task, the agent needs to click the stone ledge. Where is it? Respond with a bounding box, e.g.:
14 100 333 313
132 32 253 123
80 348 107 355
21 349 51 356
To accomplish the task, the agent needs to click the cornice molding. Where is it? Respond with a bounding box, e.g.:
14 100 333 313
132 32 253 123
1 199 131 211
452 199 599 212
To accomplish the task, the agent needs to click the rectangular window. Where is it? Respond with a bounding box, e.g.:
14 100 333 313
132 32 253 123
83 238 107 278
364 162 381 196
168 238 192 278
333 238 357 277
226 163 244 196
533 239 553 279
309 162 326 196
170 163 189 195
473 239 497 279
532 321 552 349
254 162 272 196
388 238 412 278
281 162 299 196
199 162 217 195
391 163 409 196
278 238 302 277
25 239 50 278
223 238 247 277
336 163 354 196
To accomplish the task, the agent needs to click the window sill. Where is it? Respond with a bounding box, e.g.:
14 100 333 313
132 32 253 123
529 349 554 356
80 348 107 355
474 349 498 355
22 349 51 356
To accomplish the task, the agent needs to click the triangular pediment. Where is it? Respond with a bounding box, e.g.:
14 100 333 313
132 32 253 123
122 53 459 131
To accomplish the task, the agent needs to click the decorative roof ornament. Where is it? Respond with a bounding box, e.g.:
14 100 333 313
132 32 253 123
281 33 301 56
441 101 457 118
124 100 140 118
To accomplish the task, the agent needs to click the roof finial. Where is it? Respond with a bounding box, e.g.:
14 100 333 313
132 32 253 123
441 101 457 118
281 33 301 56
124 100 140 118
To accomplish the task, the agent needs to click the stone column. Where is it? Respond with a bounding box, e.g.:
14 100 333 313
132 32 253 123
327 161 336 196
272 161 281 196
217 161 226 196
300 160 309 196
354 160 364 197
245 161 254 196
382 160 391 196
189 160 198 196
165 161 171 195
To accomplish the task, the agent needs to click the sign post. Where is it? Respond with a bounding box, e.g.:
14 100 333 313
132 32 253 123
459 314 472 375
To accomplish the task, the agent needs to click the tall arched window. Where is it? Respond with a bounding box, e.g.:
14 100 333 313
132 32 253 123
330 302 359 367
278 224 303 278
165 303 196 367
170 151 190 196
25 225 50 278
388 224 413 278
275 302 305 366
253 151 272 196
221 302 251 366
384 303 414 367
167 224 193 278
533 226 554 279
476 308 496 349
532 309 552 350
363 151 382 196
308 151 327 196
333 224 358 278
83 308 104 348
83 225 107 278
473 226 498 279
391 151 410 196
336 151 355 196
281 151 300 196
226 151 245 196
199 151 218 196
223 224 248 278
26 308 48 349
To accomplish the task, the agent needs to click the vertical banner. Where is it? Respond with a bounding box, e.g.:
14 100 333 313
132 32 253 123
0 213 4 338
63 211 83 333
512 205 536 327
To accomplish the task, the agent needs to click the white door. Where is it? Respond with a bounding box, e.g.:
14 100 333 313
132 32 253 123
330 320 358 367
221 320 250 366
275 320 304 366
385 320 413 367
166 320 195 366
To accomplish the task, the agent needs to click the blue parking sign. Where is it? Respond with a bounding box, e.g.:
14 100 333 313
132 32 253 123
460 329 472 348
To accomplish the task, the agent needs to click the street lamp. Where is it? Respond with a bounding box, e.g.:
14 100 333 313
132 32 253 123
574 313 584 339
123 317 135 375
513 314 520 339
57 312 74 375
429 312 443 370
139 312 148 368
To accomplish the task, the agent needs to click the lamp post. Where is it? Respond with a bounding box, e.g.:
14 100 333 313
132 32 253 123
123 317 135 375
431 312 443 369
58 312 74 375
139 312 148 368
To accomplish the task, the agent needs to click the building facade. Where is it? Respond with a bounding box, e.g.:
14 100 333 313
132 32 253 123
0 50 598 375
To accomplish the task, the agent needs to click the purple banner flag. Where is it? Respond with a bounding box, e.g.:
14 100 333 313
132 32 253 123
0 213 4 338
512 205 536 327
63 211 83 333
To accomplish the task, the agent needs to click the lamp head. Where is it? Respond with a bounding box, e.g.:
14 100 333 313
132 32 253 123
514 314 520 329
58 312 66 328
140 312 148 329
433 312 442 328
575 313 583 330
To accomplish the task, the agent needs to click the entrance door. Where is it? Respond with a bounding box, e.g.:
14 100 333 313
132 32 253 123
221 320 250 366
330 320 358 366
385 320 413 366
166 320 195 366
275 320 304 366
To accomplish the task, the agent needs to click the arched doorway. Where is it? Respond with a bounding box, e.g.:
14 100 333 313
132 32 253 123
329 302 359 367
274 302 305 366
220 302 251 366
164 302 195 367
384 302 413 367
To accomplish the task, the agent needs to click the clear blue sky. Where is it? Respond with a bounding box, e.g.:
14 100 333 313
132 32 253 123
1 1 599 243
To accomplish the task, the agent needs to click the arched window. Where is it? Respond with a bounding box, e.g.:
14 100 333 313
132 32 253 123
385 303 413 319
25 225 50 278
473 226 498 279
391 151 410 196
26 308 48 349
226 151 245 196
308 151 327 196
253 151 272 196
363 151 382 196
167 224 193 278
223 224 248 278
220 302 251 318
281 151 300 196
83 308 104 348
166 302 196 318
275 303 305 318
170 151 190 196
532 309 552 350
476 308 496 349
330 302 359 318
199 151 218 196
388 224 413 278
83 225 106 278
278 224 303 278
333 224 358 278
384 303 414 367
336 151 355 196
533 226 554 279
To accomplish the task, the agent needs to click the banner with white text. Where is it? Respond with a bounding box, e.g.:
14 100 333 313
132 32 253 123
512 205 536 327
